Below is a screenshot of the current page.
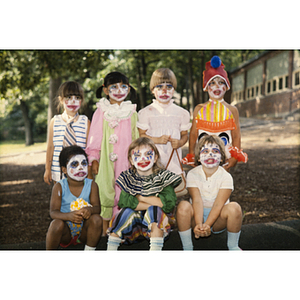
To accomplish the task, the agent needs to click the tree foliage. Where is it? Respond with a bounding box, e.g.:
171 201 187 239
0 49 264 145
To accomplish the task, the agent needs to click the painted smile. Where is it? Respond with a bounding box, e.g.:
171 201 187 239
159 94 170 99
213 90 222 95
113 93 126 98
67 105 80 110
204 158 217 164
74 171 87 177
137 161 151 168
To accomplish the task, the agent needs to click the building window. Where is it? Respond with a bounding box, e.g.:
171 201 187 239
266 74 289 95
294 70 300 87
246 84 262 100
231 90 244 104
279 77 283 90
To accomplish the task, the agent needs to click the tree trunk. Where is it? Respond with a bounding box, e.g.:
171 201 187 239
48 77 61 125
187 51 195 109
19 100 34 146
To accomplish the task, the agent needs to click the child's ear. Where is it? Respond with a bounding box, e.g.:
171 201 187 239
61 166 67 175
103 87 109 96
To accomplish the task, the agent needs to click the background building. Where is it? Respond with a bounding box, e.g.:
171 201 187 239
228 50 300 119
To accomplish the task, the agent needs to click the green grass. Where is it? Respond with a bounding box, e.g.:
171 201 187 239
0 140 47 156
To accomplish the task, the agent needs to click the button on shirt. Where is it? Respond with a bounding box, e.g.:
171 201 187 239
186 165 234 208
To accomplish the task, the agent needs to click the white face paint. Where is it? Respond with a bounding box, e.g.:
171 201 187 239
153 82 174 103
108 82 129 102
64 95 81 112
66 154 88 181
131 146 155 173
199 143 222 168
207 76 227 101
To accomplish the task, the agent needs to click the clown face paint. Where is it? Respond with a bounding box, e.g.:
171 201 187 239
153 82 174 103
131 146 155 173
207 76 227 101
64 95 81 112
108 82 129 102
199 143 222 169
67 154 88 181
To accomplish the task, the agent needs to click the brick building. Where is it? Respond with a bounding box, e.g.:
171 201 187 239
227 50 300 118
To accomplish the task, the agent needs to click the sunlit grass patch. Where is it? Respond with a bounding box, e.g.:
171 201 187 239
0 140 47 156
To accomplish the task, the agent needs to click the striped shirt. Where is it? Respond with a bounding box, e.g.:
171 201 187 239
51 114 88 181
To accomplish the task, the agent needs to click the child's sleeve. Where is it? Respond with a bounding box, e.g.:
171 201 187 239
118 190 139 210
220 172 234 191
186 170 198 188
180 108 192 131
85 108 103 164
136 108 150 131
157 185 177 213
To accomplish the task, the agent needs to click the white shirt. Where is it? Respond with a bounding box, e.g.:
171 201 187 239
137 99 191 174
186 165 233 208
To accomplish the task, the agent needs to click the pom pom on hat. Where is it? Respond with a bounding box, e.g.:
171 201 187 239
203 56 230 91
210 56 222 68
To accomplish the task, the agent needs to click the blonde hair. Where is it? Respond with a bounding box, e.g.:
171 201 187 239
149 68 177 91
194 135 227 166
127 137 163 174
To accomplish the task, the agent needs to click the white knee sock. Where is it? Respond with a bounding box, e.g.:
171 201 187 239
149 237 164 251
107 235 121 251
84 245 96 251
178 228 193 250
227 230 242 250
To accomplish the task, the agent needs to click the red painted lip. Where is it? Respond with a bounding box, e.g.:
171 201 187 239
75 171 87 177
159 95 170 99
113 94 126 98
137 161 150 168
204 158 217 164
213 90 221 95
67 105 79 110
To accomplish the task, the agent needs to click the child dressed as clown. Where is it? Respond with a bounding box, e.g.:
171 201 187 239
183 56 247 171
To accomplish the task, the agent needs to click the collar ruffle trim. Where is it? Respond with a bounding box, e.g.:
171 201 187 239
96 98 136 120
116 168 182 196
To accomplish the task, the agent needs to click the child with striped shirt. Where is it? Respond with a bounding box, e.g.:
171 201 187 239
44 81 90 185
107 137 182 250
182 56 247 171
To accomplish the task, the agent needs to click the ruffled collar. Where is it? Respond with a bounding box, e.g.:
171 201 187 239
152 99 174 109
96 98 136 120
116 168 182 196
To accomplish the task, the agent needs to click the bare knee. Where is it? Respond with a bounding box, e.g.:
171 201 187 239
48 219 65 235
226 202 242 217
176 200 193 218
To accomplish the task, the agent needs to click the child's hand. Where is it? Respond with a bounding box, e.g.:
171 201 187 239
43 170 52 185
92 160 99 175
159 135 171 144
69 211 84 223
194 223 211 238
78 207 92 219
223 157 237 172
170 138 181 149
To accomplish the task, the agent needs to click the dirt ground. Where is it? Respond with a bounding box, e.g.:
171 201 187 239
0 118 299 245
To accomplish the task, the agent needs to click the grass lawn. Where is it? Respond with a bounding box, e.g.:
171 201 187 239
0 140 47 156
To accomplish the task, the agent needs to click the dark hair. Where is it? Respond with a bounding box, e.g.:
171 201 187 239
56 81 85 111
96 71 137 101
59 145 88 168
